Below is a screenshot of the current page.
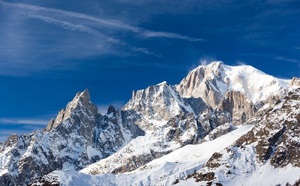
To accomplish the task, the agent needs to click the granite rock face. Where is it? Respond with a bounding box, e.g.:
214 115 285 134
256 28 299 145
188 87 300 185
0 90 142 186
218 91 256 125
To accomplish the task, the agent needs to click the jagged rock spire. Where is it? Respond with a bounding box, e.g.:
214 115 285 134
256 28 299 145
46 89 98 131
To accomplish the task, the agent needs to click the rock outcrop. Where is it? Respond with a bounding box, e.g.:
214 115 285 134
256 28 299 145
186 87 300 185
290 77 300 87
218 91 255 125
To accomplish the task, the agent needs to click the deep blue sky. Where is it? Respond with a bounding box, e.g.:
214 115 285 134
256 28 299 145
0 0 299 141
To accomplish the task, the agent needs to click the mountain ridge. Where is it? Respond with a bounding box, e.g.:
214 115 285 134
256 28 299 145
1 61 299 186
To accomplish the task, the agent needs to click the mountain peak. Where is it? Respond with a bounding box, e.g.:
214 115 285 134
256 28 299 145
74 88 90 106
193 61 223 72
204 61 223 68
76 88 90 98
157 81 167 86
46 89 98 131
176 61 290 105
67 89 98 114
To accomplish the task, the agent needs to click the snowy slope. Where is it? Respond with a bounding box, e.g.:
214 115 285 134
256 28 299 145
32 124 254 186
35 123 300 186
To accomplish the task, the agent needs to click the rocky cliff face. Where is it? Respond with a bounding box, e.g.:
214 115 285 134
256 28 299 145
0 90 142 186
176 62 225 108
176 62 288 110
0 62 293 186
218 91 256 125
186 87 300 185
122 81 193 131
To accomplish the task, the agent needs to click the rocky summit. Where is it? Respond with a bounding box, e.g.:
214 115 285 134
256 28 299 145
1 62 300 186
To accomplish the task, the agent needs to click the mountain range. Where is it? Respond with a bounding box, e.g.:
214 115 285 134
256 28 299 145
1 62 300 186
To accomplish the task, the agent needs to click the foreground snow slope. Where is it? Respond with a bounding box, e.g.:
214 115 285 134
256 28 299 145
37 124 254 186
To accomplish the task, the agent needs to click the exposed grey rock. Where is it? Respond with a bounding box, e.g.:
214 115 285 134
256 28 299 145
176 62 225 108
0 90 142 186
46 89 98 132
218 91 256 125
290 77 300 87
122 81 193 131
187 87 300 184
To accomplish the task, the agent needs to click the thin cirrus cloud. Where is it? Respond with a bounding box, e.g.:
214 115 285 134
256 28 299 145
0 118 49 125
0 0 203 42
27 14 155 55
0 0 201 76
0 117 48 141
274 57 300 64
28 14 119 43
0 118 49 142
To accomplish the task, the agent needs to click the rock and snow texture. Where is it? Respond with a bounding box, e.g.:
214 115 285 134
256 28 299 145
181 87 300 186
176 62 289 112
0 89 142 185
32 86 300 186
1 61 298 186
30 125 254 186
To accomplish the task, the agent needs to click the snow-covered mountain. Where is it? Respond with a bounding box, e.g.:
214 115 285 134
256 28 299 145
1 62 299 186
0 90 143 185
176 62 289 107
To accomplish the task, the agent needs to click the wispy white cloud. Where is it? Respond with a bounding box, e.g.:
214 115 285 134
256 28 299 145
28 14 119 43
0 116 51 142
142 30 204 42
0 118 49 125
0 0 204 76
1 0 203 42
274 56 299 63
